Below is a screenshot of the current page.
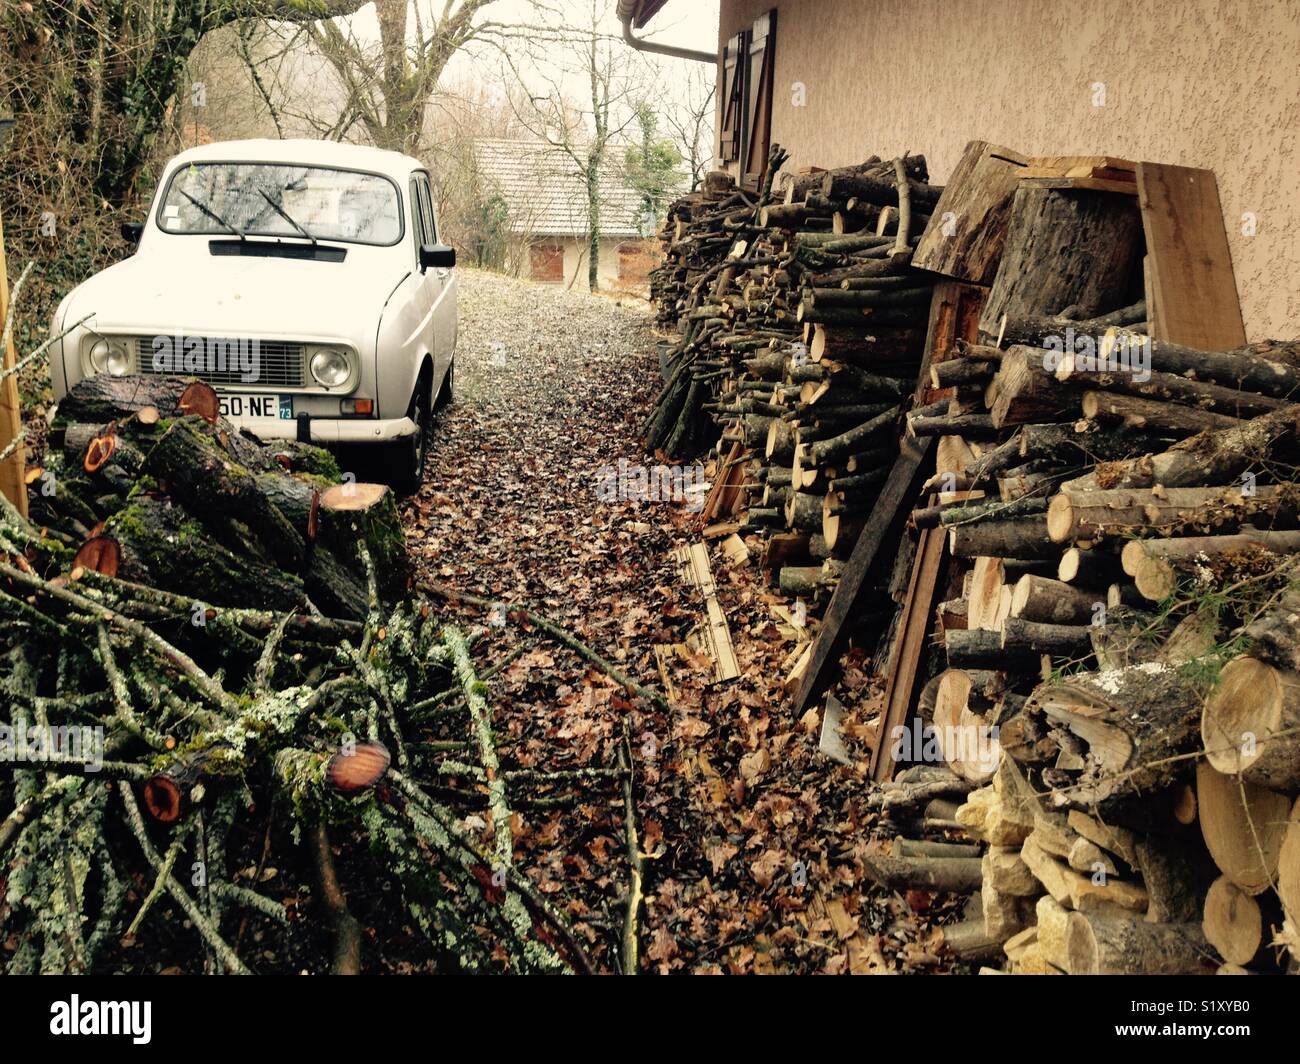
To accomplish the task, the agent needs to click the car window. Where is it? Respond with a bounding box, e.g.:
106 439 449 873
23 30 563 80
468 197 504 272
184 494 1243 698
418 175 438 244
409 177 431 248
159 163 402 245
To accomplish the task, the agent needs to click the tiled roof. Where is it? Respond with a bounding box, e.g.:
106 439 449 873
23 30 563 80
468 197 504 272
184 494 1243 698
473 138 652 239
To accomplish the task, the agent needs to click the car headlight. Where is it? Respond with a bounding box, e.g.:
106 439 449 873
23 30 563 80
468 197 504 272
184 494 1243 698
308 347 351 387
89 339 131 376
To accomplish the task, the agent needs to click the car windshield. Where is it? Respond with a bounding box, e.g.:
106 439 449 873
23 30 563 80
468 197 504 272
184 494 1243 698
158 162 402 245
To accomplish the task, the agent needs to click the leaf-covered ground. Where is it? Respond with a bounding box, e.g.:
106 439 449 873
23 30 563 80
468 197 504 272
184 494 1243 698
401 269 958 974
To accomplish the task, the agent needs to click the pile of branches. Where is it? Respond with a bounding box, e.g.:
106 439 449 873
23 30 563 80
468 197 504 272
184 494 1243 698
0 374 646 974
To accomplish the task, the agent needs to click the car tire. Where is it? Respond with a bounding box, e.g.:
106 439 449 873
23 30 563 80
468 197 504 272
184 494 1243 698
390 377 432 497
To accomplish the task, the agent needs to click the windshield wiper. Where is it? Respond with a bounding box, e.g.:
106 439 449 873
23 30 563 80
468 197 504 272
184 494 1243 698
257 188 317 245
178 189 246 240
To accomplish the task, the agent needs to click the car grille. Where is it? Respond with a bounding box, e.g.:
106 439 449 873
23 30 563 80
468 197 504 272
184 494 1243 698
134 336 305 388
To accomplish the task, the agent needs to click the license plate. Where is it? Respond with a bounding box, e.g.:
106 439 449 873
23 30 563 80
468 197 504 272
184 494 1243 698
218 393 293 419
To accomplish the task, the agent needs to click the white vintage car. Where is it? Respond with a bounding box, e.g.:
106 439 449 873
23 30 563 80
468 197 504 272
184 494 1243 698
50 139 457 493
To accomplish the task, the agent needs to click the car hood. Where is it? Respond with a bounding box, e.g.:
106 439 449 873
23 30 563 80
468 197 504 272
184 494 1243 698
65 247 408 345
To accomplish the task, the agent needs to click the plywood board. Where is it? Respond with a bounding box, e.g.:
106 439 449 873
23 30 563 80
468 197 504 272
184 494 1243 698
1136 162 1246 350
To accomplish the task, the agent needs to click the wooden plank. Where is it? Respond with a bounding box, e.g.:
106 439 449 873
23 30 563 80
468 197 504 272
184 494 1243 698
1021 165 1135 182
869 521 946 781
1136 162 1246 350
1019 176 1137 196
0 212 28 517
672 543 740 683
790 436 934 715
1029 155 1137 175
761 531 808 572
870 278 986 780
912 140 1028 285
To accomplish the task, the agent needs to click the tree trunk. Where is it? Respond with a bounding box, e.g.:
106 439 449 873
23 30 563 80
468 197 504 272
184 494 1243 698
979 186 1142 339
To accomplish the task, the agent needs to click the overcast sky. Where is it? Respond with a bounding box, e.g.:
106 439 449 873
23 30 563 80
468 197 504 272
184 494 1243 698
341 1 720 97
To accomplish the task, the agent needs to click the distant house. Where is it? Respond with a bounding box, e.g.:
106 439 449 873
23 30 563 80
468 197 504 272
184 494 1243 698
473 138 661 289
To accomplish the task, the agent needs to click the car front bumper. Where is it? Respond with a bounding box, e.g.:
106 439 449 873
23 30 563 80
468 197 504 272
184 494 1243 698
229 414 418 444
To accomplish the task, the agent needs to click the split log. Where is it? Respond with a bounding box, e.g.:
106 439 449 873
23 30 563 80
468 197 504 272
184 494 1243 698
989 346 1080 427
1029 664 1207 822
933 669 1003 783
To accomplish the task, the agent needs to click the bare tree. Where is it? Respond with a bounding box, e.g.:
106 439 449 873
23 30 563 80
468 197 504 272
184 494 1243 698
502 0 651 291
292 1 577 156
658 63 716 193
0 0 378 206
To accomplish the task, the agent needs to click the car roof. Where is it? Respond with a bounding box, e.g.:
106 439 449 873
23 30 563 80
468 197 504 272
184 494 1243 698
166 139 424 182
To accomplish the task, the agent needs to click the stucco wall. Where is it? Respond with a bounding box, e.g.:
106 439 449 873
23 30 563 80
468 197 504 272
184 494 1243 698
522 237 643 289
716 0 1300 340
560 237 633 289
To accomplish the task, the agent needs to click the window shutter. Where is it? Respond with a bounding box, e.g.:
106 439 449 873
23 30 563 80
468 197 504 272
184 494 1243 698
742 10 777 188
718 31 746 165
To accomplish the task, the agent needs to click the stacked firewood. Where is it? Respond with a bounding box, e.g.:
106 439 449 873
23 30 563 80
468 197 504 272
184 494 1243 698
647 148 941 620
901 326 1300 973
834 141 1300 974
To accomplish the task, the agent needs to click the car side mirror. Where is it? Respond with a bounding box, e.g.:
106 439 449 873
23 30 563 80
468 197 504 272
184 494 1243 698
419 244 456 271
121 221 144 244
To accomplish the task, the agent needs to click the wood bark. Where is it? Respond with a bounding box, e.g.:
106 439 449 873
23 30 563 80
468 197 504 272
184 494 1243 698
979 186 1143 339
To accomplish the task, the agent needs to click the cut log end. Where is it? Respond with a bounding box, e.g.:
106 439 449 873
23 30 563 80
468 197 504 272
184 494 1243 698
326 740 392 794
142 776 184 823
320 482 390 513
